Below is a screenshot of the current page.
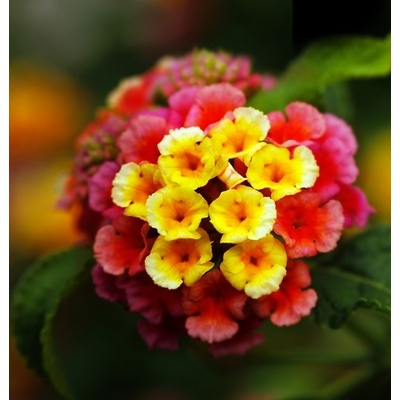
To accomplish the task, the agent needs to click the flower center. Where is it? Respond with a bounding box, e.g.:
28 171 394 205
181 253 190 262
183 152 201 172
250 256 258 266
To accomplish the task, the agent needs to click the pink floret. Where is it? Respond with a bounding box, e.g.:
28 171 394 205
182 270 248 343
88 161 123 219
94 216 149 276
334 184 375 228
274 191 344 258
252 260 318 326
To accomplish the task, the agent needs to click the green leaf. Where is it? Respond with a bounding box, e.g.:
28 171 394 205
311 225 391 329
10 246 94 400
248 34 391 112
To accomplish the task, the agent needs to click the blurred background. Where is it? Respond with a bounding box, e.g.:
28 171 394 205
9 1 391 399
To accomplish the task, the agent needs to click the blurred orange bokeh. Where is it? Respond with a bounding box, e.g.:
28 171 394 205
9 62 91 164
9 157 88 257
9 62 93 257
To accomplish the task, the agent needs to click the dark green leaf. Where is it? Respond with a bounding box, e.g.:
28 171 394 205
10 246 94 400
311 225 391 328
248 35 391 112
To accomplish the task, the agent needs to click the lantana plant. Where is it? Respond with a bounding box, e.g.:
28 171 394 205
11 38 391 400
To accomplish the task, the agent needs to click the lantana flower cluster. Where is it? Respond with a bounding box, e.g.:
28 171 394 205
59 49 374 356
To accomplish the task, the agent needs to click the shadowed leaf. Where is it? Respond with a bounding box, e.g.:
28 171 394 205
248 35 391 112
311 225 391 328
11 246 94 400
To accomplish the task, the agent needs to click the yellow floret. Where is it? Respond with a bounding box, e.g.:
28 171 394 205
112 162 163 220
145 228 214 289
220 235 287 299
146 185 209 240
208 107 270 160
246 144 319 200
209 185 276 243
158 127 225 190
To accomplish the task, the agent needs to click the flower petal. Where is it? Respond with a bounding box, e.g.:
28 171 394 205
252 259 318 326
94 216 149 276
246 144 319 201
112 162 164 220
158 126 223 189
145 228 214 289
208 106 270 159
183 270 248 343
146 186 209 240
274 191 344 258
184 83 246 130
220 235 287 299
209 185 276 243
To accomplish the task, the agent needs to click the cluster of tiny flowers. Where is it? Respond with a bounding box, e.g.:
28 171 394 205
59 50 374 356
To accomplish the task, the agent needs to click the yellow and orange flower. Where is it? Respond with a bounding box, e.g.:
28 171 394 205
220 235 287 299
208 107 270 160
145 228 214 289
246 143 319 200
209 185 276 243
112 162 164 220
146 185 209 240
158 126 226 190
